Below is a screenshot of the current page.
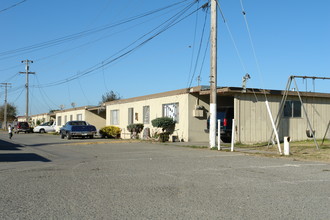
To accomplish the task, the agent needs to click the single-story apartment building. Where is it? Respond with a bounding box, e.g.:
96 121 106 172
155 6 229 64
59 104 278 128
54 106 106 132
105 86 330 144
29 113 55 126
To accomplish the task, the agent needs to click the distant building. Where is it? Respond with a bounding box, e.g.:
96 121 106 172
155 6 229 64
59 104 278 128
29 113 55 126
54 106 106 133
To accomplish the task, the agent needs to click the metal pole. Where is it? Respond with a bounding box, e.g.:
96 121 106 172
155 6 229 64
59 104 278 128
292 78 319 150
209 0 218 148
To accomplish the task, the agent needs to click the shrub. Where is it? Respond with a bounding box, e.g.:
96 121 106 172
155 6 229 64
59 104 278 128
151 117 175 132
127 123 144 139
151 117 175 142
127 123 144 133
99 126 121 138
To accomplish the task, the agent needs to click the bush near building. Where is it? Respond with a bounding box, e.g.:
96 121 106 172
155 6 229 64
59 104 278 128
99 126 121 138
127 123 144 139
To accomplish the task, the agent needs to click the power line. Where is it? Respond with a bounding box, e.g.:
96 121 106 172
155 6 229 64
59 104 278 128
0 0 192 60
239 0 266 94
188 5 209 88
0 0 27 14
32 1 203 88
216 1 248 74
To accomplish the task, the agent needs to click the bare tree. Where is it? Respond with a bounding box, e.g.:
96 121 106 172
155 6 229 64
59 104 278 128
100 91 121 104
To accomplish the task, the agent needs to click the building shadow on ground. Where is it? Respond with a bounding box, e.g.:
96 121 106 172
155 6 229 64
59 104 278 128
0 139 51 162
0 139 23 151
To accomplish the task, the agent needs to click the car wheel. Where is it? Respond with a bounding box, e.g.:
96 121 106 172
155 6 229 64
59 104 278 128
60 131 65 139
66 132 72 140
89 135 94 139
40 129 45 133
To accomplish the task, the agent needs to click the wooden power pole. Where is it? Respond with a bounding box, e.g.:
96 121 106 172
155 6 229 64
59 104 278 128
209 0 218 148
0 83 11 129
19 60 35 123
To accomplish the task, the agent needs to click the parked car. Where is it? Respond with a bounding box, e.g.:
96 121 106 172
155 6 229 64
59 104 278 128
60 121 97 139
205 107 234 143
14 122 32 134
33 121 56 133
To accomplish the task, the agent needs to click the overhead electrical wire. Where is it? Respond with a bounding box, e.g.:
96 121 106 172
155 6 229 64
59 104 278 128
216 1 248 74
0 0 191 60
187 4 209 88
0 0 27 14
239 0 267 98
11 87 25 104
196 34 210 86
35 75 58 110
186 1 201 87
32 0 205 88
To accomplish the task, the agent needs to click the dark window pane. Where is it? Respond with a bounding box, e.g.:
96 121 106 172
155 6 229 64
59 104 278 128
283 101 292 117
293 101 301 117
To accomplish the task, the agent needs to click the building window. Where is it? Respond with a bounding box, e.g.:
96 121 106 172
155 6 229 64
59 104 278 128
111 110 119 125
77 114 82 121
70 115 73 121
143 106 150 124
163 103 179 122
64 115 67 123
128 108 134 125
283 101 301 118
57 116 62 126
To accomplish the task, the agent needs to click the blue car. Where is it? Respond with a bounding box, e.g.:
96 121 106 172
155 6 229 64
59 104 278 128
60 121 97 139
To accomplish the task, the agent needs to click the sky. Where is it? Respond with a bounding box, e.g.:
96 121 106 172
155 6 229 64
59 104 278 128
0 0 329 116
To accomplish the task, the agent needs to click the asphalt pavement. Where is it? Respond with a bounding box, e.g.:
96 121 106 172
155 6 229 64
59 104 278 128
0 132 329 219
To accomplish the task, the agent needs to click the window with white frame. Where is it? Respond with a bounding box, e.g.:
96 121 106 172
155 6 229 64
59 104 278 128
143 106 150 124
70 115 73 121
64 115 67 123
57 116 62 126
110 109 119 125
283 101 301 118
77 114 82 121
128 108 134 125
163 102 179 122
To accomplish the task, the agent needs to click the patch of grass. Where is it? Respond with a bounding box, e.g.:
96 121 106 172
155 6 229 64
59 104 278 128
241 140 330 163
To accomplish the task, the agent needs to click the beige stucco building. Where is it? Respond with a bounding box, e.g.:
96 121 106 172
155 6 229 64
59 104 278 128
54 106 106 132
105 86 330 144
29 113 55 126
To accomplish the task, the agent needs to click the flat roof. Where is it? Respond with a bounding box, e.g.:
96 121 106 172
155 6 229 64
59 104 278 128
105 86 330 105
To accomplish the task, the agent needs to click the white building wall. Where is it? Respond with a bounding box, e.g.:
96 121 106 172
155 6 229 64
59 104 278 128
106 94 191 141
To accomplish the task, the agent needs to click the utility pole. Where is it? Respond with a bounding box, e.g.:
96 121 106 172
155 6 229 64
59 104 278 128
0 83 11 130
19 60 35 123
209 0 218 148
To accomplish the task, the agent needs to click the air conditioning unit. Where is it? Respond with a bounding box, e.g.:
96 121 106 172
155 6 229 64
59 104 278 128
193 109 204 118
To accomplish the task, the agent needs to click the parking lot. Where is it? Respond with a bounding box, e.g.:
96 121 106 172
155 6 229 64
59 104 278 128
0 132 329 219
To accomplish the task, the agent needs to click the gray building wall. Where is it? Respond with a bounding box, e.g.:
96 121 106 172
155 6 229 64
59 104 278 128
234 93 330 144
